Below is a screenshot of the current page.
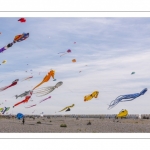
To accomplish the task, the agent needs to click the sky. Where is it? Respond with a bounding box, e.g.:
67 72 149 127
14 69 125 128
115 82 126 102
0 17 150 115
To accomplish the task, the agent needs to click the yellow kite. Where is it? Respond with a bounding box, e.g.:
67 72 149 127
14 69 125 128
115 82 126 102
116 109 128 118
84 91 99 102
59 104 75 112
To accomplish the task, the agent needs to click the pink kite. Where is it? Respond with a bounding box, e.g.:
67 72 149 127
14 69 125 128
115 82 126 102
58 49 71 57
0 79 19 92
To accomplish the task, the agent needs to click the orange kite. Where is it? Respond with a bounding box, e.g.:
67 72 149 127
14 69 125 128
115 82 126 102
32 70 55 90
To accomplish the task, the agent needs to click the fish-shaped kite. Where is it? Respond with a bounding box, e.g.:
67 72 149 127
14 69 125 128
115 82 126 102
0 79 19 92
13 91 33 107
15 90 31 99
33 81 63 97
0 33 29 53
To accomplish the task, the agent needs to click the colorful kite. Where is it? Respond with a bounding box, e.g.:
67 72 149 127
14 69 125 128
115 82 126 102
25 96 51 108
32 70 55 90
33 81 63 97
108 88 148 109
0 79 19 92
15 90 31 99
22 76 33 81
59 104 75 112
84 91 99 102
58 49 71 57
13 91 33 107
116 109 128 118
0 33 29 53
18 18 26 22
72 59 76 62
2 107 10 114
16 113 24 119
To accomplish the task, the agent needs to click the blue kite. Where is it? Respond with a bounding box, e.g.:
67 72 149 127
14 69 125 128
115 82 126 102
16 113 24 119
108 88 148 109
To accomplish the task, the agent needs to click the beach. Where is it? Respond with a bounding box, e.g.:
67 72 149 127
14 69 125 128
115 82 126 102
0 116 150 133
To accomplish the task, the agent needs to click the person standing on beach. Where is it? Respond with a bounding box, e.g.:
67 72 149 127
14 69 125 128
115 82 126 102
22 117 25 125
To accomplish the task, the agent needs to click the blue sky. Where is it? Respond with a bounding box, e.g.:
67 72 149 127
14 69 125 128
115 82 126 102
0 17 150 115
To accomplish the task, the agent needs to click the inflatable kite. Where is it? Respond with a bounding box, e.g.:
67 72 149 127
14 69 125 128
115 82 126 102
116 109 128 118
59 104 75 112
25 96 51 108
16 113 24 119
0 79 19 92
13 91 33 107
22 76 33 81
18 18 26 22
2 107 10 114
72 59 76 62
15 90 31 99
0 33 29 53
108 88 148 109
131 72 135 75
2 60 7 64
32 70 55 90
33 81 63 97
84 91 99 102
58 49 71 57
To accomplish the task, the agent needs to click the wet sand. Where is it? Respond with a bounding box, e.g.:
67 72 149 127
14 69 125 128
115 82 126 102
0 117 150 133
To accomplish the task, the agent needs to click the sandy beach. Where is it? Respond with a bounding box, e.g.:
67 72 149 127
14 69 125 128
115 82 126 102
0 116 150 133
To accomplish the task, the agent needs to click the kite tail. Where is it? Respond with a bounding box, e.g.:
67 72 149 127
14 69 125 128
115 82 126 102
13 100 25 107
58 52 65 54
0 85 10 92
32 81 44 90
60 53 67 57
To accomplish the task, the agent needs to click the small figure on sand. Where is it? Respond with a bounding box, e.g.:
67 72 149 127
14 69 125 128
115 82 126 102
22 117 25 125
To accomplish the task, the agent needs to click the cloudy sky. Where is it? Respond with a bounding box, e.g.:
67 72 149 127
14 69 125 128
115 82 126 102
0 17 150 115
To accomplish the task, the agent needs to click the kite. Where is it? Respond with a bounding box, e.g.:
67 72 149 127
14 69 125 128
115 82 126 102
2 60 7 64
25 104 37 108
58 49 71 57
13 91 33 107
0 79 19 92
72 59 76 62
59 104 75 112
131 72 135 75
33 81 63 97
0 108 3 112
32 70 55 90
15 90 31 99
22 76 33 81
108 88 148 110
16 113 24 119
84 91 99 102
25 96 51 108
39 96 51 103
18 18 26 22
116 109 128 118
0 33 29 53
74 42 76 44
2 107 10 114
